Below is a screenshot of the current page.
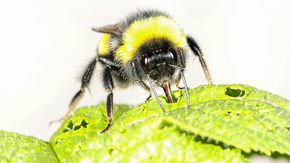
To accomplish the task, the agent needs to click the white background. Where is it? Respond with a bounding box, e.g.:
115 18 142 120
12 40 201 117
0 0 289 151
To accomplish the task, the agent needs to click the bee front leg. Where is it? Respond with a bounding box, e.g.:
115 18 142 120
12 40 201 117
137 81 152 102
176 75 185 90
131 61 152 102
49 59 97 125
101 67 114 133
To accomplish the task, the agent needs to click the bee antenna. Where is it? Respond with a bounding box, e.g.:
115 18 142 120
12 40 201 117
147 76 166 113
181 71 190 108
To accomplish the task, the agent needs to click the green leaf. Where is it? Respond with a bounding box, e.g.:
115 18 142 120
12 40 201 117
50 106 246 162
0 130 58 162
51 84 290 162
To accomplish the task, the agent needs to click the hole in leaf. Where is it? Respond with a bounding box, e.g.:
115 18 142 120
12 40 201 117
63 120 89 133
225 87 245 97
225 111 241 119
63 121 74 133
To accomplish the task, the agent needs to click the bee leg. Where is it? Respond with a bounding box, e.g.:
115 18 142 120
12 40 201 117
186 36 213 84
101 67 114 133
180 71 190 108
101 92 113 133
147 76 166 113
137 81 152 102
176 75 185 90
131 61 152 102
49 59 97 125
176 84 185 90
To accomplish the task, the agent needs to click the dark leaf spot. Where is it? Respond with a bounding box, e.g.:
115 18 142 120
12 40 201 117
225 87 245 97
109 148 120 155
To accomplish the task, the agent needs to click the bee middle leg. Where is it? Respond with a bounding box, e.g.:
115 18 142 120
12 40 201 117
101 67 114 133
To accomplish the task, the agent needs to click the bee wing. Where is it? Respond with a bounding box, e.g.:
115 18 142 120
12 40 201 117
92 24 121 36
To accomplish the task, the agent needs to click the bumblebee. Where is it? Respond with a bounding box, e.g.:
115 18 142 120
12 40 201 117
57 10 212 132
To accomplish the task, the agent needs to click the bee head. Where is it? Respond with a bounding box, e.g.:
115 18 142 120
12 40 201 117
137 39 184 84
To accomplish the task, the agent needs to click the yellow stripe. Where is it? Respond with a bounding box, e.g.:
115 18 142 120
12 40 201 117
116 16 187 64
98 34 110 56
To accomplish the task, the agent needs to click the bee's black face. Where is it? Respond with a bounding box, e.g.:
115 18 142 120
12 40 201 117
138 39 181 82
140 48 177 80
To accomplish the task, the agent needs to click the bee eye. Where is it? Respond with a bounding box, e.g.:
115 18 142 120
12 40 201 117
168 47 178 63
140 54 150 73
144 57 149 64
